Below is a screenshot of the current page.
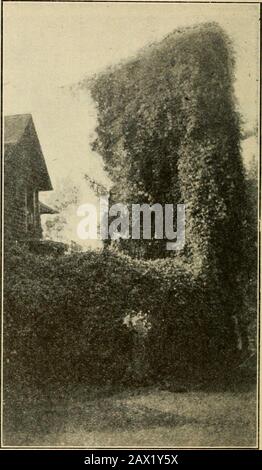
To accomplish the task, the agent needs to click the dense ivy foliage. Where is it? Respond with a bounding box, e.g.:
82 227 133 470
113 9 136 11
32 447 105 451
89 23 249 266
4 245 241 396
88 23 254 354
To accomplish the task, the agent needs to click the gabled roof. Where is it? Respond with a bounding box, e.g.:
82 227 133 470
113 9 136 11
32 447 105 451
4 113 53 191
4 113 32 145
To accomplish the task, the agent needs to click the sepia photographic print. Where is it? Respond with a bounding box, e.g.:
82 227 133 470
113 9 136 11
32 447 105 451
1 0 260 451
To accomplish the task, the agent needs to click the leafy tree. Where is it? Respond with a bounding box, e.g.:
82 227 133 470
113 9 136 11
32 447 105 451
42 176 80 242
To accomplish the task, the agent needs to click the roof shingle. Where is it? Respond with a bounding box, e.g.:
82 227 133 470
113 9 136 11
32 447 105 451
4 113 32 145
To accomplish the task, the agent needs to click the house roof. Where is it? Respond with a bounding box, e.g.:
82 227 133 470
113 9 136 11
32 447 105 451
4 114 53 191
4 114 32 144
39 201 58 215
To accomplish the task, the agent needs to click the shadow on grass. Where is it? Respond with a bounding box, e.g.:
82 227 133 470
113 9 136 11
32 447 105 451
4 386 198 446
3 366 257 446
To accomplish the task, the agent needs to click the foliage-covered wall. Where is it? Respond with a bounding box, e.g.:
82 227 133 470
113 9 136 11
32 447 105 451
89 22 249 270
4 245 242 397
88 22 253 353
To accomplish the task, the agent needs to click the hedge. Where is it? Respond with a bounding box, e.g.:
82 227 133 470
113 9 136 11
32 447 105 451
4 244 241 396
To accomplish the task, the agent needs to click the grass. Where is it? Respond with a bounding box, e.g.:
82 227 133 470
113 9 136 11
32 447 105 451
3 383 257 447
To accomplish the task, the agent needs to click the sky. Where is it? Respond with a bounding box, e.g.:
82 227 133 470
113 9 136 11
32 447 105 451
3 2 260 246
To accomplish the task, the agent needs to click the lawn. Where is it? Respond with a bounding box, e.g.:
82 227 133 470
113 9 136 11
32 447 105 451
4 384 257 447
